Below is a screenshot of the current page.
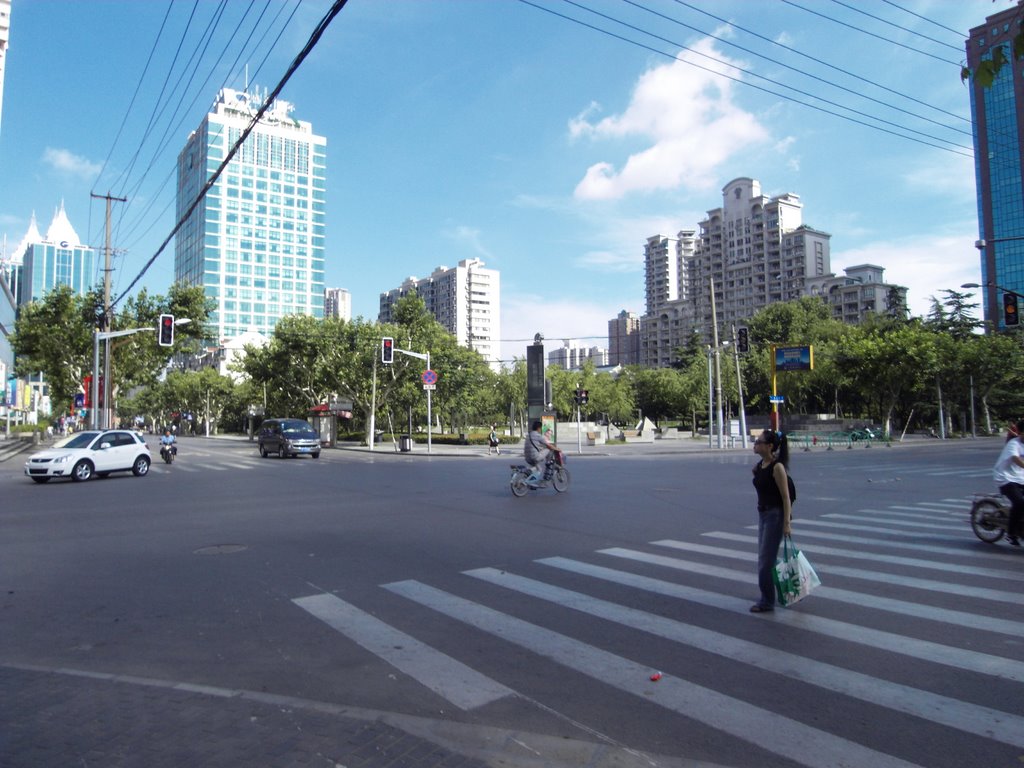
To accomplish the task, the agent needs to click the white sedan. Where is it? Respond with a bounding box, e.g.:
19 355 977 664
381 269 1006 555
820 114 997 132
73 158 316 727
24 429 152 483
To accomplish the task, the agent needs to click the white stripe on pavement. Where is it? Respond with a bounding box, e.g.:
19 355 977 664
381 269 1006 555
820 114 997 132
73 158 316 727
696 533 1021 581
598 548 1024 637
292 592 513 710
652 539 1022 604
537 556 1023 683
464 566 1024 749
820 514 963 531
383 579 926 768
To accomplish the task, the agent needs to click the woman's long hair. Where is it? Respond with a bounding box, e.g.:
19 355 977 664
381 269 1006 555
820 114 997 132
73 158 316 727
760 429 789 468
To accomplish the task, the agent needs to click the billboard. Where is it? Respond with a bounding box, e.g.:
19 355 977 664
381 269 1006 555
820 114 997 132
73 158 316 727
774 345 814 372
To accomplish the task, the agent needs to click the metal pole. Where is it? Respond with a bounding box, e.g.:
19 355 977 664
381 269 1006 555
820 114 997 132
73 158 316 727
91 330 100 429
970 375 977 438
426 352 432 454
710 277 724 449
732 324 748 447
706 346 713 449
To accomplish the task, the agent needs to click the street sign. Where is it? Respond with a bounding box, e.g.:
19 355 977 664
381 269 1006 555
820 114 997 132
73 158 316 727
423 384 436 391
769 395 785 404
421 369 438 386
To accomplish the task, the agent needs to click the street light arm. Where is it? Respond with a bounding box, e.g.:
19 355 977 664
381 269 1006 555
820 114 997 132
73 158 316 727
961 281 1024 300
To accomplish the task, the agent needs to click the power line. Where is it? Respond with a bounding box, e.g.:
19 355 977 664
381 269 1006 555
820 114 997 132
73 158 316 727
520 0 972 157
110 0 351 312
778 0 961 66
880 0 966 39
825 0 964 53
621 0 971 141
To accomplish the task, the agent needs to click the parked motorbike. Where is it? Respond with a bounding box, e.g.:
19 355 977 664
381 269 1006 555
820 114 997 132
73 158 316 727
510 451 570 497
160 444 175 465
970 493 1013 543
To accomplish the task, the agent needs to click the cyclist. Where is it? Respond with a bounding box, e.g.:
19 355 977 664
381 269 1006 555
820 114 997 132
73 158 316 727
993 419 1024 546
524 420 558 487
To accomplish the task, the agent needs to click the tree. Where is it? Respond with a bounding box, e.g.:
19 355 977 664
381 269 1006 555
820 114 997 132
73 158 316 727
10 285 99 410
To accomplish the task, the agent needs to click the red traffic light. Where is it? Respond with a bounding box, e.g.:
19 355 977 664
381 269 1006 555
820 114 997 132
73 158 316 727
381 337 394 363
158 314 175 346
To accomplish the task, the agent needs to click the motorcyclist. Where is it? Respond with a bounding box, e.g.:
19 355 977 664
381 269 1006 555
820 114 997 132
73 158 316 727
524 420 558 487
160 428 177 458
993 418 1024 546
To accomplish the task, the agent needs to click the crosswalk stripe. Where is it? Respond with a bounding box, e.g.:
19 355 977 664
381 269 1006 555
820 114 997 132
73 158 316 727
463 566 1024 749
292 593 514 710
820 514 963 531
852 508 962 522
651 539 1021 604
537 556 1023 683
790 519 957 538
383 579 927 768
726 527 994 558
888 504 965 517
598 548 1024 637
697 533 1021 581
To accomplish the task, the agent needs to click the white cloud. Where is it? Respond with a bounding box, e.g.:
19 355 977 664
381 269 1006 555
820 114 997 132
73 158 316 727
571 38 770 200
832 231 981 319
42 147 101 180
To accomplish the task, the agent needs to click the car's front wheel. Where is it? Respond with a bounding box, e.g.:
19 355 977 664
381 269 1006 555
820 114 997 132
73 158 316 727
260 445 269 458
312 452 321 459
71 460 94 482
132 455 151 477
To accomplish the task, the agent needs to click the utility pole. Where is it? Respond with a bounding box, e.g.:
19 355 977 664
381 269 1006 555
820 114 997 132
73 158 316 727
90 192 126 429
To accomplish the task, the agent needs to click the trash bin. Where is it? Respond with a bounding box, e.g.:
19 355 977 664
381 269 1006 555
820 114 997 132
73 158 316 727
399 434 412 452
458 433 468 445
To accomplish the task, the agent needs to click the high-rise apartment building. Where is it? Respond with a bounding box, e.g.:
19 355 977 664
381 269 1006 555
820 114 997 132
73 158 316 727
967 6 1024 329
0 1 10 137
807 264 907 325
324 287 351 321
641 178 831 367
607 309 640 366
378 258 501 370
175 87 326 342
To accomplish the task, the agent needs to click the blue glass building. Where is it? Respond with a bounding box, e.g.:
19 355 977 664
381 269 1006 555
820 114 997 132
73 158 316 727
175 88 327 343
968 7 1024 329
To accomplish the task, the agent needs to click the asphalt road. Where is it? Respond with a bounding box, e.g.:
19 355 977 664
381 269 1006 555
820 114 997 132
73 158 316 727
1 435 1022 768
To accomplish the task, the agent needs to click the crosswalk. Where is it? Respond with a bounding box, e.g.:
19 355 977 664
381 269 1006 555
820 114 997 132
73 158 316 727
293 497 1024 768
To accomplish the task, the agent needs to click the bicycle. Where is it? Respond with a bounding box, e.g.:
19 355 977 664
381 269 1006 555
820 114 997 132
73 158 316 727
510 451 570 497
969 493 1014 543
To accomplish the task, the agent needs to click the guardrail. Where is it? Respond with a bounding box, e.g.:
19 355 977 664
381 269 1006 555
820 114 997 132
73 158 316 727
786 431 891 451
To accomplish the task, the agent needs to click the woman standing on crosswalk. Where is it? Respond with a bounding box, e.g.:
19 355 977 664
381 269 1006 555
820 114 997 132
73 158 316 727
750 429 792 613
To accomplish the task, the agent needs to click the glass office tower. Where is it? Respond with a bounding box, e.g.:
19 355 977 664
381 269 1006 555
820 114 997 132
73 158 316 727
967 7 1024 329
175 87 326 342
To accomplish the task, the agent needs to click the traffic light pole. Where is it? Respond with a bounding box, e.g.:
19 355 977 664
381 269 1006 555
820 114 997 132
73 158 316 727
731 324 748 447
392 345 432 455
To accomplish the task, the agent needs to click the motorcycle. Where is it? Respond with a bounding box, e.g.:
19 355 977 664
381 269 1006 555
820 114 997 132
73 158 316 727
160 444 175 465
970 493 1013 543
510 450 570 497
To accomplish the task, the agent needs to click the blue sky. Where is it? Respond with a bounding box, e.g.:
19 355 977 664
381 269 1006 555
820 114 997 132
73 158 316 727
0 0 990 364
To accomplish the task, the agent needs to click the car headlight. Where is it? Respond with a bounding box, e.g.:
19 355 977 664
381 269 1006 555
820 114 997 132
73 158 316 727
52 454 72 464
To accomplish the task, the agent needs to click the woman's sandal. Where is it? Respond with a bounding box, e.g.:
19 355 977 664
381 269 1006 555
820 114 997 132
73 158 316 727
749 604 774 613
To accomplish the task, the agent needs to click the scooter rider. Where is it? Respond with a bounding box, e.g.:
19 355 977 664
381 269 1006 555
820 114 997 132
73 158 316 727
993 418 1024 546
524 420 558 487
160 427 177 458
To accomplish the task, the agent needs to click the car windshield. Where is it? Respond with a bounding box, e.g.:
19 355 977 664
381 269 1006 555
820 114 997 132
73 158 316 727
283 426 317 438
57 432 102 449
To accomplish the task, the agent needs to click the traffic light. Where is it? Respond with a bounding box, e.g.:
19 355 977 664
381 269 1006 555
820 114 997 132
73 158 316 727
1004 293 1020 327
158 314 175 346
579 389 588 405
737 326 749 354
381 337 394 364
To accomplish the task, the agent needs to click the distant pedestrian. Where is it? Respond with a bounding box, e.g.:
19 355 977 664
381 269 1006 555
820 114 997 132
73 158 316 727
750 429 792 613
488 424 501 455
